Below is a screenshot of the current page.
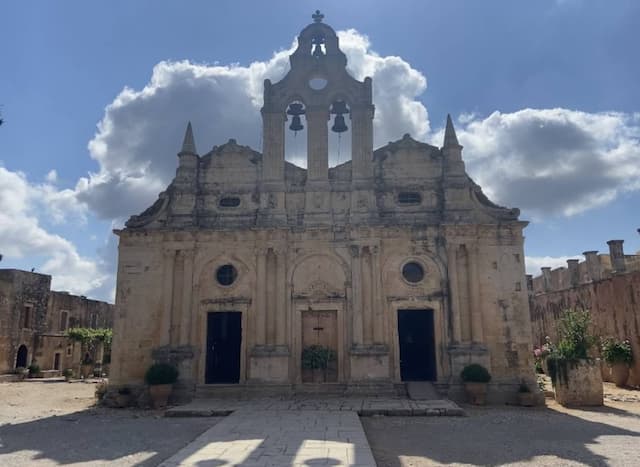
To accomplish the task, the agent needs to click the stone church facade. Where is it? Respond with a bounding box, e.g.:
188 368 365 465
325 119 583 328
110 13 535 403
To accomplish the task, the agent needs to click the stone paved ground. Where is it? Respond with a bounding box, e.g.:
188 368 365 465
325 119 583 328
3 380 640 466
160 410 376 467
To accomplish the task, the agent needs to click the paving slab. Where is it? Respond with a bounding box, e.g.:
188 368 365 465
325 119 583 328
159 409 377 467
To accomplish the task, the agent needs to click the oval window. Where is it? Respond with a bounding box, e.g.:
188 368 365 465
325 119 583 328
216 264 238 286
308 77 328 90
398 192 422 205
219 196 241 208
402 262 425 283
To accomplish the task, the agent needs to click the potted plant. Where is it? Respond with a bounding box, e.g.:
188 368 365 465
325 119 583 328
14 367 28 380
63 368 74 382
301 345 336 383
80 354 94 379
601 337 633 387
546 309 603 406
115 386 132 408
27 363 41 378
145 362 179 409
517 381 535 407
460 363 491 405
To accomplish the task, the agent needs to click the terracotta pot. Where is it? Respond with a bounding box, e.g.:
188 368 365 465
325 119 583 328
464 382 487 405
81 364 93 379
149 384 172 409
610 363 629 387
518 392 535 407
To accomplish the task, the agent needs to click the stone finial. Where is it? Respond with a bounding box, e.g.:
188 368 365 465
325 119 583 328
607 239 626 273
443 114 461 147
541 267 552 292
582 250 601 282
179 121 197 155
312 10 324 23
567 259 580 287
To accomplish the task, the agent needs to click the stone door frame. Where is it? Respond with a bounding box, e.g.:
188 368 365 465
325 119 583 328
292 298 346 384
387 297 448 383
196 299 250 385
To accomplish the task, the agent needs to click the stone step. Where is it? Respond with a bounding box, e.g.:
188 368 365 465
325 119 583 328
195 382 400 398
406 381 441 400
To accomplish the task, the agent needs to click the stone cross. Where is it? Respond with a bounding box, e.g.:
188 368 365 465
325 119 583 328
312 10 324 23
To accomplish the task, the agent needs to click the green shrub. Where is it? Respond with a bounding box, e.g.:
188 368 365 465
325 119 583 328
460 364 491 383
63 368 73 378
28 364 40 376
301 345 336 370
555 309 596 360
601 338 633 366
144 363 179 385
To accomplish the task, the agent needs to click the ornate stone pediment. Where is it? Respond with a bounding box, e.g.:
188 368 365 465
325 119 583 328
296 280 344 299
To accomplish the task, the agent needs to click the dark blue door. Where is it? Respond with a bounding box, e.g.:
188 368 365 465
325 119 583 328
398 309 437 381
206 312 242 384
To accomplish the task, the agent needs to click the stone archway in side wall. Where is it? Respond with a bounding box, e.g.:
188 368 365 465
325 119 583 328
16 344 28 368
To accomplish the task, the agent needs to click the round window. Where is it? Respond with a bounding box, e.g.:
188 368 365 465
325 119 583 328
216 264 238 286
308 77 328 90
402 262 424 283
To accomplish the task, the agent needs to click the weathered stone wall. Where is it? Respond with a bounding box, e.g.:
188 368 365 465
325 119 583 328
530 270 640 385
0 269 114 374
0 270 51 373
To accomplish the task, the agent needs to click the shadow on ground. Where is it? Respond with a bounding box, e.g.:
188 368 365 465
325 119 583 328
0 408 218 466
362 404 640 467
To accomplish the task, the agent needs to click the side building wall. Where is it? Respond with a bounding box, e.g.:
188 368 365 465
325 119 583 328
529 237 640 386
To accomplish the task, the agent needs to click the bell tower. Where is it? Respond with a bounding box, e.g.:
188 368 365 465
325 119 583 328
261 11 375 190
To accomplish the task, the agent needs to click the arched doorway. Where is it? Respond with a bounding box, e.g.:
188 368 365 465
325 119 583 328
16 345 28 368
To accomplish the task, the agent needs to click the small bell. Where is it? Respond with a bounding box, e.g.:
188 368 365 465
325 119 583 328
331 114 348 133
330 101 348 115
289 115 304 132
287 103 305 133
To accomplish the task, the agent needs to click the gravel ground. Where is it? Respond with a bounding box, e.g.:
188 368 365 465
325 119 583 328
363 397 640 467
0 379 218 466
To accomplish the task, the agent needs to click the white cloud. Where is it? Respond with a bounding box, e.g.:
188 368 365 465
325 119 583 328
0 166 108 296
449 109 640 218
525 255 582 276
45 169 57 183
76 29 430 222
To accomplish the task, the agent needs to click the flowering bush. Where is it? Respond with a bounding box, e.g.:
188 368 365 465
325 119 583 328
533 337 553 373
601 338 633 366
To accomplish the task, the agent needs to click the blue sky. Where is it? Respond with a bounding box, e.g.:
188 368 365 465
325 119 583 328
1 0 639 300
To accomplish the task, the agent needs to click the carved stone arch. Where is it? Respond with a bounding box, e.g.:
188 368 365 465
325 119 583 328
289 252 349 295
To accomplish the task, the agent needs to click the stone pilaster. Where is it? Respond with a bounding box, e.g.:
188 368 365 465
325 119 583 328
350 245 364 346
306 107 329 183
261 110 285 183
350 104 374 181
468 244 484 343
446 243 462 344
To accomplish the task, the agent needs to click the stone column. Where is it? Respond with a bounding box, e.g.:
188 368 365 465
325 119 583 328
567 259 580 287
541 267 552 292
350 105 374 182
446 244 462 344
266 248 277 345
275 248 287 345
170 251 185 346
350 245 364 346
160 250 176 344
468 244 484 343
179 249 195 345
583 251 601 282
526 275 534 292
371 246 385 344
255 249 267 345
607 240 626 273
361 247 373 344
261 110 285 183
306 107 329 183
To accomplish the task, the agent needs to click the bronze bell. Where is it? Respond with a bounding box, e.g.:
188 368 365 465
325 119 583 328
330 100 348 115
289 115 304 132
331 114 348 133
287 103 305 132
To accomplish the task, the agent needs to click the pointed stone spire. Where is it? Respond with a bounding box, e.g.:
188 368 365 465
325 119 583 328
179 121 197 155
443 114 460 147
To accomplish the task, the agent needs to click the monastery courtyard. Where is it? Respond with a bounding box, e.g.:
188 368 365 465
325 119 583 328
0 380 639 466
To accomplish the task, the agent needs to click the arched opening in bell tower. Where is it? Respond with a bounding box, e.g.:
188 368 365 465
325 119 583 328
328 98 352 168
284 100 308 169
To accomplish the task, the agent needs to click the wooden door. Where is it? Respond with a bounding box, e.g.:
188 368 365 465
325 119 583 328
205 312 242 384
301 310 338 382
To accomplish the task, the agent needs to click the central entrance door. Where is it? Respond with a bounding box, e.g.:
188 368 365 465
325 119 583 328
301 310 338 382
206 312 242 384
397 309 437 381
